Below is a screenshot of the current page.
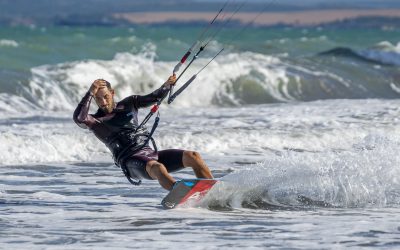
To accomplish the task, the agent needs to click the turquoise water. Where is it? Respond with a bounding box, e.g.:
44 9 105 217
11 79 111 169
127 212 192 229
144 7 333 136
1 25 399 70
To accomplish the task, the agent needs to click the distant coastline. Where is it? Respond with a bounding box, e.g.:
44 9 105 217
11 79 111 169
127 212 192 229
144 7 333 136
2 9 400 28
113 9 400 26
2 0 400 27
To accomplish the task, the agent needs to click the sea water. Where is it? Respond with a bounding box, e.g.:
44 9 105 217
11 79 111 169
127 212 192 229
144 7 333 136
0 25 400 249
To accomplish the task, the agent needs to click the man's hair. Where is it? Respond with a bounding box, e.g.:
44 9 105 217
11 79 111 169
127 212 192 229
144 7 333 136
94 79 112 90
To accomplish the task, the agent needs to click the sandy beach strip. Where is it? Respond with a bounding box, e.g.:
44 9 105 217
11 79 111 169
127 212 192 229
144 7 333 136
113 9 400 26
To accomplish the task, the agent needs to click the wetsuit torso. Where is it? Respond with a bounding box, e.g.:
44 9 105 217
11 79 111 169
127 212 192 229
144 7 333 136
73 85 185 180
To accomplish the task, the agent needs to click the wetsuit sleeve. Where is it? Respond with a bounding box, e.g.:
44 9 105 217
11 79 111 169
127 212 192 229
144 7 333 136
73 91 97 129
132 84 170 109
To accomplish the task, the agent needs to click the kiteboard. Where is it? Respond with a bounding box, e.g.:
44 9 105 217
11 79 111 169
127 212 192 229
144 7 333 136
161 179 218 209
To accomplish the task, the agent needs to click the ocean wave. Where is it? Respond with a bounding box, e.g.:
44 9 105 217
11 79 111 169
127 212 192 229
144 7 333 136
0 46 399 113
1 99 399 170
0 93 39 113
319 41 400 66
0 39 19 47
203 134 400 209
19 50 292 110
359 41 400 66
0 114 110 165
370 41 400 53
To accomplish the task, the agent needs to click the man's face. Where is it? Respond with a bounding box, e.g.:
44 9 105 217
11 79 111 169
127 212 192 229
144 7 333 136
95 87 115 113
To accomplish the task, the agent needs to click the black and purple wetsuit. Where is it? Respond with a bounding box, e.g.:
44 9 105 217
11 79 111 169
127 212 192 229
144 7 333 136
73 84 185 181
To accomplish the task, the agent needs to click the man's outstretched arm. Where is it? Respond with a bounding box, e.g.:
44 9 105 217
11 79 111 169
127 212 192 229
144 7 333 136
133 75 176 109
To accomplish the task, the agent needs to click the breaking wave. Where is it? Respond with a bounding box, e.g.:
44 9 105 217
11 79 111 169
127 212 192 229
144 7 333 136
319 41 400 66
1 47 400 113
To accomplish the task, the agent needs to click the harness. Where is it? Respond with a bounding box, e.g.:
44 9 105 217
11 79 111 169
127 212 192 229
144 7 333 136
105 114 160 186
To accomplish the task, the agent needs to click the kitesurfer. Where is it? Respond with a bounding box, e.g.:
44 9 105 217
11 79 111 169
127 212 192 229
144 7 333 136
73 76 213 190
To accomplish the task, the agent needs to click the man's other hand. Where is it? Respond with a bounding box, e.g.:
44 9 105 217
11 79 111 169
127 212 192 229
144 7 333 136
90 79 106 96
164 74 177 88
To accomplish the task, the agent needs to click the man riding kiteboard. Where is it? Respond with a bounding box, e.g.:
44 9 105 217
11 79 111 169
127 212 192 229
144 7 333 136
73 75 213 190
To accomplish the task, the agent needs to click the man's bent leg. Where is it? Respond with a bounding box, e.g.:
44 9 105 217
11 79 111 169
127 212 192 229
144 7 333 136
182 151 213 179
146 160 176 190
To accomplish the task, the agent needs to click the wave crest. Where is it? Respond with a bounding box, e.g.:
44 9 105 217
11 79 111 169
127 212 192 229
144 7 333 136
320 41 400 66
1 45 400 112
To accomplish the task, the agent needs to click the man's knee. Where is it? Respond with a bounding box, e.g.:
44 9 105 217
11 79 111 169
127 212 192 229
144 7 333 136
146 161 167 179
183 151 206 169
183 150 202 162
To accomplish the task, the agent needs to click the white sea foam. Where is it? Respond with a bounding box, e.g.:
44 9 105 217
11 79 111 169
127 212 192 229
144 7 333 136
1 99 400 170
0 39 19 47
205 133 400 208
372 41 400 53
0 93 39 113
0 114 109 165
358 40 400 66
22 50 290 111
32 191 66 200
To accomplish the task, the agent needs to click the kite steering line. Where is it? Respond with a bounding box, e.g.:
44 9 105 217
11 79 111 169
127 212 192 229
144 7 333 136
124 0 276 186
135 0 232 135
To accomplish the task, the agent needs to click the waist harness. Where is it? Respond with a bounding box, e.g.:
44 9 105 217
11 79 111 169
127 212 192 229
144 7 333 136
105 116 160 186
